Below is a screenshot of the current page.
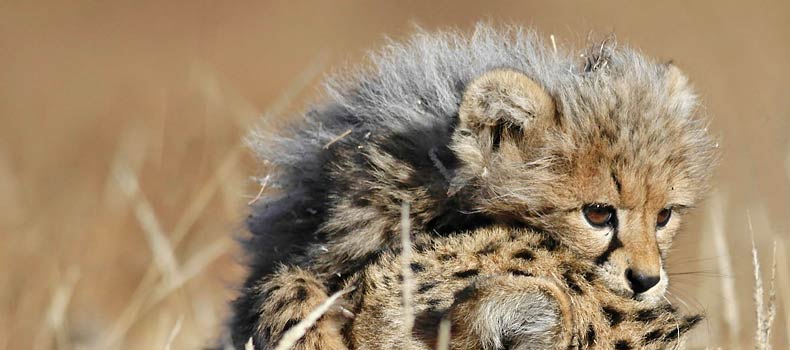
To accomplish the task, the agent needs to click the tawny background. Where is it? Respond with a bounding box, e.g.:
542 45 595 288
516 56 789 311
1 1 787 349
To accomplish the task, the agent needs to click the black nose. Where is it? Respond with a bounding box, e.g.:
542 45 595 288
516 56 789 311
626 269 660 294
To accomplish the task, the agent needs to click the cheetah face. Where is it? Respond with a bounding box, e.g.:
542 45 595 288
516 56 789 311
450 67 717 303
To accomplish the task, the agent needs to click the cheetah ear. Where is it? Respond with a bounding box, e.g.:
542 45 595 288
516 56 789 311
457 69 555 148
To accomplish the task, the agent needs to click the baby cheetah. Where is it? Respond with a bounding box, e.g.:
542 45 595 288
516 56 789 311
229 24 717 349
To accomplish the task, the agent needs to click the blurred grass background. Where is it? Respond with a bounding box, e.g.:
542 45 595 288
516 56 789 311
0 1 788 349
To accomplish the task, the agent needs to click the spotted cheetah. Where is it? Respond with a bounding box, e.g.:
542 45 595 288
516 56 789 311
229 24 717 349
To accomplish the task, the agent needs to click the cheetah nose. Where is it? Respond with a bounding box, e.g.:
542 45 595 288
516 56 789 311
625 268 660 294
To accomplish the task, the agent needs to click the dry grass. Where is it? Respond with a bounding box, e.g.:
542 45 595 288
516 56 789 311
1 2 788 350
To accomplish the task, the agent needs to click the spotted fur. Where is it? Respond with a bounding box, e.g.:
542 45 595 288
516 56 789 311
229 24 717 349
350 225 702 350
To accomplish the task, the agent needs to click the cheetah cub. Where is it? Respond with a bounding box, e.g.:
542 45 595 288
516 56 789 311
229 25 717 349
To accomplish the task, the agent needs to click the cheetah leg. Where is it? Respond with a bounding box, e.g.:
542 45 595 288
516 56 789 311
252 266 351 350
448 275 574 350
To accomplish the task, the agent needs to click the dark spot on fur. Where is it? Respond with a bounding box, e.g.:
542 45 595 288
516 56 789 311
426 298 443 307
476 242 500 255
683 314 704 330
437 253 457 261
491 121 505 151
539 235 560 251
614 340 632 350
563 271 583 294
583 271 596 282
585 324 596 347
418 281 438 293
512 249 535 261
660 315 701 343
453 269 479 278
644 329 663 343
507 269 533 277
636 309 659 322
282 319 300 333
412 308 448 348
295 286 308 302
603 306 625 327
410 262 425 273
453 284 478 304
294 278 306 284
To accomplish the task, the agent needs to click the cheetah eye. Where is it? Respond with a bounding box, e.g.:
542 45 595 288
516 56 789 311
656 207 672 228
583 204 615 228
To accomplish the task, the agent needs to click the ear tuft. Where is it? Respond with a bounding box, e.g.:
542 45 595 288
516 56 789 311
458 69 555 131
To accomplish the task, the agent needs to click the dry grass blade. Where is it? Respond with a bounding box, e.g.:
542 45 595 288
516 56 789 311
152 238 233 301
164 316 183 350
436 317 451 350
749 211 777 350
247 174 271 205
273 287 355 350
400 201 415 334
171 145 243 246
34 266 80 350
113 161 179 281
322 128 353 149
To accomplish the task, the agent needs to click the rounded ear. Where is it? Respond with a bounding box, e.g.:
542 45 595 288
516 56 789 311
458 69 555 139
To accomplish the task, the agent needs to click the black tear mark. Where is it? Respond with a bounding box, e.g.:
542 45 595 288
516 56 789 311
563 271 583 294
603 306 625 327
595 234 623 265
410 262 425 273
614 340 632 350
512 249 535 261
418 281 438 293
453 269 479 278
507 269 533 277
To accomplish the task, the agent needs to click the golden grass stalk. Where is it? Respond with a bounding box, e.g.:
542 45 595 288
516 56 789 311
748 211 778 350
163 316 183 350
34 266 80 350
113 161 180 282
435 317 451 350
400 201 415 334
272 287 355 350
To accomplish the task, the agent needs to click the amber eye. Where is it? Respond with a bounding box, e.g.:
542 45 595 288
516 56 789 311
583 204 615 228
656 208 672 228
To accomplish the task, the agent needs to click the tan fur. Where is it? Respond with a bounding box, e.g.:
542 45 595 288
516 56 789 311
252 267 349 350
349 225 701 350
